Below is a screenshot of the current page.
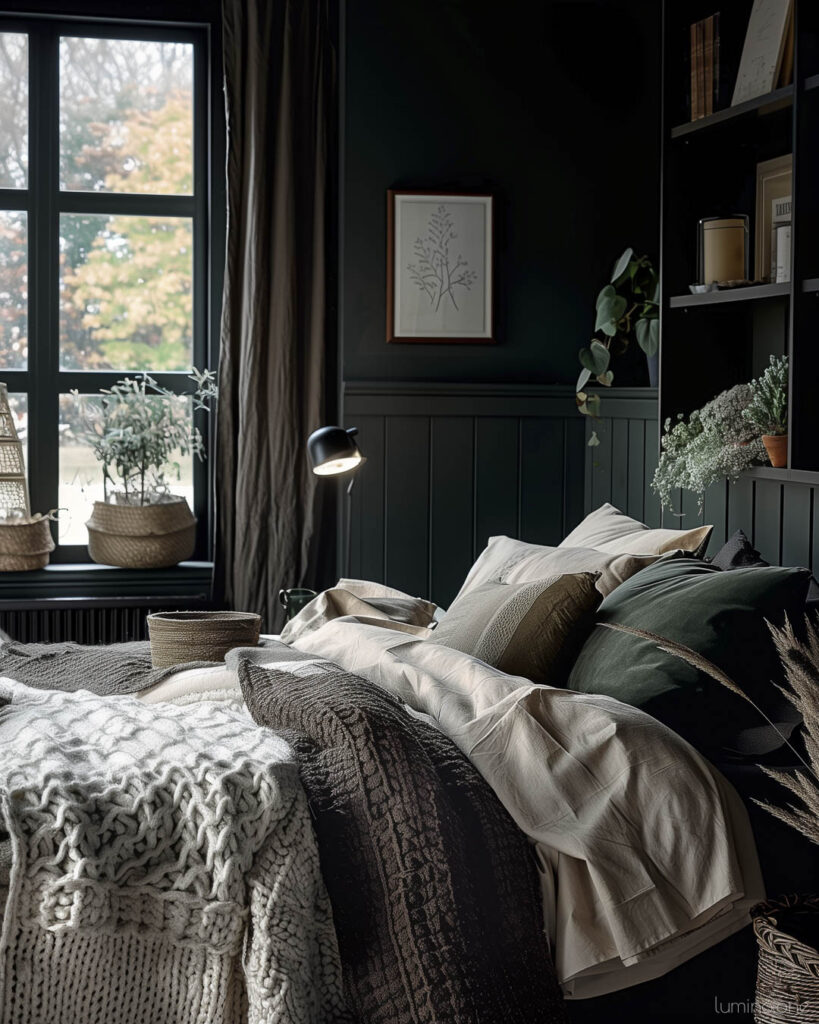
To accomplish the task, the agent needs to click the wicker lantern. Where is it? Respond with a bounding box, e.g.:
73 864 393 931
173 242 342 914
0 382 29 516
0 383 54 571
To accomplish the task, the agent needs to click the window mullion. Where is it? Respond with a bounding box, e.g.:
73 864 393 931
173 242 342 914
26 25 59 523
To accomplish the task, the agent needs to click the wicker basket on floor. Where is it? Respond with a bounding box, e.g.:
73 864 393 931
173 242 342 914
753 895 819 1023
147 611 262 668
0 514 55 571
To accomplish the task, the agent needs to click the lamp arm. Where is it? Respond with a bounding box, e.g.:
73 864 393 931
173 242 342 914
344 474 356 578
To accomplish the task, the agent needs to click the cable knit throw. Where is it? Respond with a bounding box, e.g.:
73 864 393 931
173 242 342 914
0 679 350 1024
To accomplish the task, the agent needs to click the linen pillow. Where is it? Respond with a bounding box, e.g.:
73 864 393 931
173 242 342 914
567 556 812 759
430 574 601 685
710 529 819 608
709 529 765 571
560 503 712 558
456 534 659 599
281 581 438 644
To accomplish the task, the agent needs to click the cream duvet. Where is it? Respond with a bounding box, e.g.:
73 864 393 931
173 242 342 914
287 619 764 999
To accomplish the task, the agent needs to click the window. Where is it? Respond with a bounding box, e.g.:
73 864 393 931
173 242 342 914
0 18 215 561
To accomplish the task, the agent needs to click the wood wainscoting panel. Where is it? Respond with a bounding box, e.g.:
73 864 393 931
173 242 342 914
344 382 816 604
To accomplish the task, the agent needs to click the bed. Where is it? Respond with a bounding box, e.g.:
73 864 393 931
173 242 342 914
0 504 816 1023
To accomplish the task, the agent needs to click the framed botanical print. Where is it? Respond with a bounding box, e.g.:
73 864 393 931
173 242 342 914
386 190 494 343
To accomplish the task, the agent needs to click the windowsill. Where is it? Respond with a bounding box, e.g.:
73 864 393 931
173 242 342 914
0 561 213 605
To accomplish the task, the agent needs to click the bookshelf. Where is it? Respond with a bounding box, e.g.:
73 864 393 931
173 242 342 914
660 0 819 473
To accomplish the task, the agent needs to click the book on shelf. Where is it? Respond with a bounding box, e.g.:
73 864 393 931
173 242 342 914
771 195 792 284
704 17 714 116
689 14 720 120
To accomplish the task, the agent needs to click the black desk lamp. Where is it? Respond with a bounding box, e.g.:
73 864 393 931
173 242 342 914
307 425 365 577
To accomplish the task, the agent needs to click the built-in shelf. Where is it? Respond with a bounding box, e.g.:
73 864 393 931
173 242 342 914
668 282 791 308
802 277 819 293
743 465 819 486
805 73 819 93
670 85 794 139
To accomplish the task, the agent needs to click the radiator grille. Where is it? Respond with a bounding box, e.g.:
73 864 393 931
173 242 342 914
0 602 206 644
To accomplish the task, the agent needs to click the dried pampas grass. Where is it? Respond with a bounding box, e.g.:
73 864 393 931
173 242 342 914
601 618 819 849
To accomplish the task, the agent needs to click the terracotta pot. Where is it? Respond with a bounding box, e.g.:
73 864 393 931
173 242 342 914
761 434 788 468
86 496 196 569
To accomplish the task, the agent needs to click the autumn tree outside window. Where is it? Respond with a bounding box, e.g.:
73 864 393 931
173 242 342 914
0 17 214 562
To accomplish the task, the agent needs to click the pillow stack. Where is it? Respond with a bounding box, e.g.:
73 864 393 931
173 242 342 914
433 504 715 688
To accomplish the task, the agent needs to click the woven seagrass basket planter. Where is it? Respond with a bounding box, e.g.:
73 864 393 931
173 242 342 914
753 895 819 1024
86 497 196 569
0 514 55 571
147 611 261 668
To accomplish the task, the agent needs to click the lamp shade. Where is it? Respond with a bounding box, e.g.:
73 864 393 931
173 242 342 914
307 425 364 476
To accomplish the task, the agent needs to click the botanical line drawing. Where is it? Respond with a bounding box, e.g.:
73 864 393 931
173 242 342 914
407 204 477 311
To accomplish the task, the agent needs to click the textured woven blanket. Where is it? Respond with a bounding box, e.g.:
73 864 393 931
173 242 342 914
0 639 217 695
0 679 350 1024
238 654 567 1024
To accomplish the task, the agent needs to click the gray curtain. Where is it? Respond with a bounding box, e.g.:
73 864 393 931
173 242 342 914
216 0 334 630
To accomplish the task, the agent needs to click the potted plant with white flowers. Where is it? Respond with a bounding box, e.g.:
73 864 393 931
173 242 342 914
743 354 789 469
72 369 217 569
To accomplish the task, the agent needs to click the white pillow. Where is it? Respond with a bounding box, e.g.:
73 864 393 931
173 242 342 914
559 503 712 558
456 535 659 599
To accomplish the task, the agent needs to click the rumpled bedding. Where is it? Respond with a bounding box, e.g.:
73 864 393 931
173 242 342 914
288 618 765 999
237 649 567 1024
4 579 767 1004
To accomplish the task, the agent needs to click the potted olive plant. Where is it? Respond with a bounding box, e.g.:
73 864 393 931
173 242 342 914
743 354 789 468
72 369 217 569
576 247 660 446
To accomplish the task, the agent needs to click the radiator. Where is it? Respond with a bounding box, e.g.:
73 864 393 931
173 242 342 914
0 600 209 645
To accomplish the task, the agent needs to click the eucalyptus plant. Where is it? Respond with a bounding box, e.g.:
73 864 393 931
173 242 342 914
576 247 660 445
743 354 789 437
71 368 218 506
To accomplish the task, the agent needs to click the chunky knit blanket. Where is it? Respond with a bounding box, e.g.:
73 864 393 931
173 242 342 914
238 654 567 1024
0 679 350 1024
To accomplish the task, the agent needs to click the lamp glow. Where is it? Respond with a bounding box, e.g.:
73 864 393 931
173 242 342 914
307 426 365 477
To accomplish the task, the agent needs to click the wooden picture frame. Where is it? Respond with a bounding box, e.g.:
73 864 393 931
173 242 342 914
754 154 792 281
386 190 494 344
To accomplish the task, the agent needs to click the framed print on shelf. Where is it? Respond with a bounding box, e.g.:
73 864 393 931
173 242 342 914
387 190 494 344
754 154 792 281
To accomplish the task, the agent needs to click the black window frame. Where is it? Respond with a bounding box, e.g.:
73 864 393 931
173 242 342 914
0 13 218 565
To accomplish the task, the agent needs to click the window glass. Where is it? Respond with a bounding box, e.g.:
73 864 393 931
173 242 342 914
59 37 193 195
0 33 28 188
58 392 194 544
59 213 193 371
0 210 27 369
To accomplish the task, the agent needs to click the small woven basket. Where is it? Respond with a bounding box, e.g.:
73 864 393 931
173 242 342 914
87 497 196 569
0 514 55 571
753 895 819 1023
147 611 262 668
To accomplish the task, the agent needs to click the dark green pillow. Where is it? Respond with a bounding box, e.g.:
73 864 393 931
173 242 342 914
566 556 811 759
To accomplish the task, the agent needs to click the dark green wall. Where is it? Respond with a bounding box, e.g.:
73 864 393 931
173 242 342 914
341 0 662 384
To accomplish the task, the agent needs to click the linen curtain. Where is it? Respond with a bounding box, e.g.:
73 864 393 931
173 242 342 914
216 0 334 630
